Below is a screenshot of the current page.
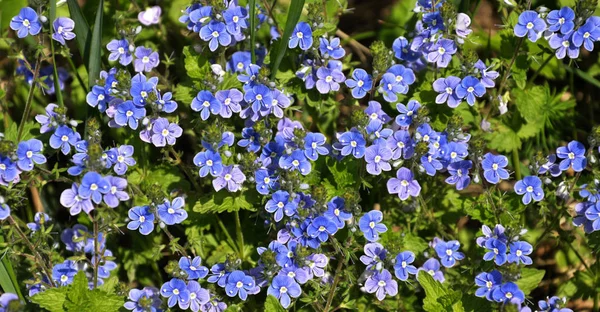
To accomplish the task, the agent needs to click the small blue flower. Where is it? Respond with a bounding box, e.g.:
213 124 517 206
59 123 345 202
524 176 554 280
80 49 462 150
103 176 129 208
238 127 262 153
345 68 373 99
52 17 76 45
115 101 146 130
421 153 443 176
364 269 398 301
192 91 222 120
556 140 587 172
86 85 111 112
225 270 255 300
538 154 562 177
279 150 311 175
50 125 80 155
548 32 580 59
223 5 248 35
157 197 188 225
267 275 301 308
359 210 387 242
423 12 445 32
392 36 419 61
455 76 485 106
334 130 366 158
107 39 133 66
434 240 464 268
573 19 600 51
133 46 160 73
315 66 345 94
303 132 328 161
546 7 575 34
79 172 110 204
130 73 158 106
161 278 190 309
538 296 573 312
200 21 232 52
26 212 50 231
387 167 421 200
212 165 246 192
207 263 230 287
445 160 472 190
307 216 337 243
244 84 273 114
378 73 404 102
394 251 418 281
584 202 600 232
319 37 345 59
483 238 507 265
475 270 502 301
508 241 533 265
194 150 223 177
52 260 78 286
365 101 391 133
16 139 46 171
514 11 546 42
216 89 243 118
227 51 252 72
427 39 456 68
482 153 509 184
395 100 420 127
514 176 544 204
151 118 182 147
386 130 414 160
255 169 279 194
474 60 500 88
0 203 10 221
492 282 524 304
289 22 313 50
60 183 94 215
124 287 163 312
418 258 445 283
365 144 392 175
10 7 42 38
323 196 351 229
441 142 468 164
432 76 462 107
179 256 209 280
110 145 136 175
265 190 297 222
182 281 210 311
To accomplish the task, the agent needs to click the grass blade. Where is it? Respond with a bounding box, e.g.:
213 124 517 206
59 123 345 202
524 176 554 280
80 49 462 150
269 0 305 80
88 0 104 88
49 0 64 107
249 0 256 64
66 0 91 70
0 235 23 300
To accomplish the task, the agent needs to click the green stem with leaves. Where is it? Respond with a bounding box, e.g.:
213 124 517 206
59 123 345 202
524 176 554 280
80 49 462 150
234 211 245 261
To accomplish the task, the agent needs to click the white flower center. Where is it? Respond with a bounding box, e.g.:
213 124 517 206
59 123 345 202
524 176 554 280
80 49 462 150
486 281 493 289
318 226 326 231
350 141 357 147
118 47 125 54
526 22 534 29
237 62 244 69
311 142 317 149
173 289 180 295
526 186 533 192
296 32 303 39
396 75 403 82
206 160 213 166
446 249 452 256
401 180 409 186
492 163 498 170
57 26 64 34
357 80 364 87
224 174 232 181
378 280 387 287
334 209 340 216
401 261 407 268
162 129 169 136
168 208 175 214
224 98 232 105
142 56 150 63
110 186 117 194
445 87 453 94
26 151 33 158
505 292 513 299
374 155 381 163
256 94 263 101
428 270 435 276
98 94 105 101
140 91 148 98
23 19 30 27
369 221 375 229
438 47 445 54
202 101 210 107
212 31 219 38
60 275 68 282
233 16 239 23
126 110 134 117
90 183 98 191
277 202 285 208
264 177 271 183
568 152 575 159
292 160 300 166
325 75 333 83
467 86 474 93
558 17 565 25
61 135 69 142
236 281 243 288
516 250 522 256
450 152 457 159
562 40 570 48
190 293 197 300
584 32 591 38
280 286 288 293
139 215 146 222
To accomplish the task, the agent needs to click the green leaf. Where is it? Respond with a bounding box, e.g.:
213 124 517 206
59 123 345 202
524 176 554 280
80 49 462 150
418 272 464 312
326 157 359 190
249 0 256 64
516 268 545 295
0 234 22 300
2 120 39 142
192 191 257 214
182 46 210 79
64 271 89 310
66 0 91 68
402 233 429 254
127 165 190 193
462 294 493 312
514 86 545 124
269 0 306 80
264 295 286 312
49 0 64 107
88 0 104 88
484 122 521 153
30 287 69 312
86 289 124 311
98 276 119 294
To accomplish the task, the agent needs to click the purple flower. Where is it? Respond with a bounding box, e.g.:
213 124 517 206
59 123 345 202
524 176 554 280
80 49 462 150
216 89 243 118
52 17 76 45
200 21 232 52
474 60 499 88
584 202 600 231
455 76 485 106
223 6 248 35
52 260 78 286
16 139 46 171
508 241 533 265
387 167 421 200
456 13 473 38
394 251 418 281
127 206 155 235
514 11 546 42
124 287 162 312
475 270 502 300
319 37 345 59
115 101 146 130
427 39 456 68
307 216 337 243
549 32 580 59
60 183 94 215
483 238 507 265
181 281 210 311
365 101 391 132
192 91 222 120
434 240 464 268
303 132 328 161
35 103 60 133
315 66 345 94
289 22 313 50
360 242 387 270
418 258 445 282
514 176 544 204
345 68 373 99
133 47 159 72
359 210 387 242
267 275 301 308
482 153 509 184
306 254 328 277
365 144 392 175
395 100 420 126
138 6 162 26
151 118 182 147
270 89 291 118
445 160 472 190
476 224 507 247
556 140 587 172
365 269 398 301
0 204 10 220
265 190 297 222
492 282 524 304
79 172 110 204
546 7 575 34
107 39 133 65
104 176 130 208
179 256 209 280
161 278 190 308
386 130 414 160
194 150 223 177
433 76 462 107
573 20 600 51
10 7 41 38
334 130 366 158
157 197 188 225
50 125 80 155
213 165 246 192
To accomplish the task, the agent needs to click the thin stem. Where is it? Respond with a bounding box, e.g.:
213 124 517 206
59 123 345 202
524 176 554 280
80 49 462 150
490 37 524 117
323 237 350 312
260 0 281 35
564 238 593 275
91 213 99 288
234 211 245 261
17 54 42 141
528 53 553 85
512 147 521 180
215 215 237 253
65 55 88 94
7 216 55 287
168 146 201 192
162 224 189 257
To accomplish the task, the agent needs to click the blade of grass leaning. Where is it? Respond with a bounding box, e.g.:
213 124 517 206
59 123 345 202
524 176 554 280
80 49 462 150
49 0 64 107
0 235 23 300
88 0 104 88
564 66 600 89
66 0 91 70
270 0 305 80
249 0 256 64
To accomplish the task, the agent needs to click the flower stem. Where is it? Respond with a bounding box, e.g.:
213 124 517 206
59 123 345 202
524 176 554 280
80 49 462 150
234 210 245 262
91 213 99 288
17 54 42 141
512 147 521 181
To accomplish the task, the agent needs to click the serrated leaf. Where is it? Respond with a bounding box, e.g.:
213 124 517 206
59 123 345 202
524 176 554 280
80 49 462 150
484 122 521 153
515 268 545 295
193 191 257 214
462 294 493 312
174 82 196 104
30 287 69 312
264 295 286 312
514 86 545 124
64 271 90 310
86 289 124 312
98 276 119 294
402 233 429 254
418 272 464 312
183 46 210 79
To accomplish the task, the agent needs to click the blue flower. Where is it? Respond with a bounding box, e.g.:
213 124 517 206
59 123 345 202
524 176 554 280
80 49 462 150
538 154 562 177
124 287 163 312
127 206 155 235
365 101 391 133
130 73 158 106
107 39 133 65
0 156 17 184
223 5 248 35
244 84 273 114
365 144 392 175
265 190 297 222
0 204 10 221
483 238 507 265
289 22 313 50
157 197 188 225
238 64 260 86
421 153 443 176
538 296 573 312
200 21 232 51
212 165 246 192
50 125 80 155
194 150 223 177
482 153 509 184
291 218 321 249
307 216 337 243
315 66 345 94
423 12 445 32
548 32 580 59
514 176 544 204
133 46 160 73
26 212 50 231
556 140 587 172
225 270 255 300
227 51 252 72
79 172 110 204
86 85 111 112
192 91 222 120
584 202 600 232
238 127 262 153
418 258 445 282
319 37 345 59
492 282 524 304
334 130 366 158
455 76 485 106
60 183 94 215
179 256 209 280
573 19 600 51
475 270 502 301
279 150 311 175
394 251 418 281
514 11 546 42
474 60 500 88
216 89 243 118
395 100 420 126
392 36 420 61
323 196 351 229
476 224 507 247
441 142 468 164
109 145 135 175
386 130 414 160
435 240 464 268
427 39 456 68
255 169 279 194
35 103 60 133
303 132 328 161
387 167 421 200
345 68 373 99
508 241 533 265
378 73 405 102
15 139 46 171
161 278 190 308
207 263 230 287
267 275 301 308
182 281 210 311
365 269 398 301
103 176 130 208
445 160 472 190
546 7 575 34
52 260 78 286
10 7 41 38
52 17 76 45
274 241 299 268
359 210 387 242
151 118 183 147
115 101 146 130
433 76 462 107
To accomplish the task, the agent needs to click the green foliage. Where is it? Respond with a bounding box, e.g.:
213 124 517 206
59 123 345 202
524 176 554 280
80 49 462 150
264 295 286 312
88 0 104 88
515 268 545 296
269 0 306 80
192 190 257 214
418 272 463 312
